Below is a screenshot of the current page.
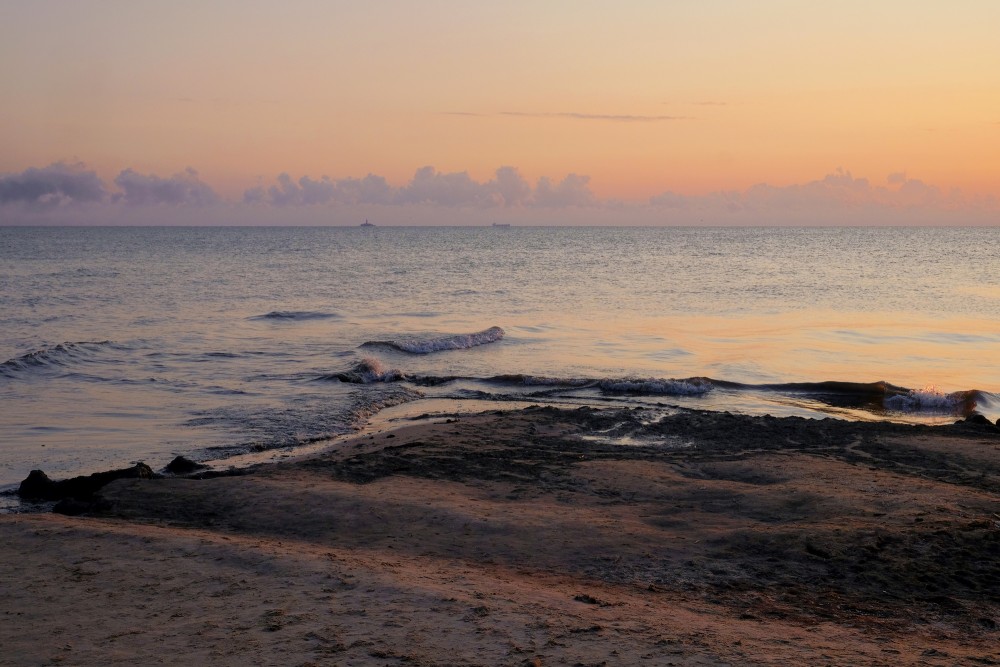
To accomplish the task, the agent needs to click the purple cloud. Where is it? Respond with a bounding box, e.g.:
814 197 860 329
396 166 486 206
245 166 544 208
447 111 689 122
533 173 594 207
647 168 977 223
245 173 395 207
0 162 107 205
113 168 219 206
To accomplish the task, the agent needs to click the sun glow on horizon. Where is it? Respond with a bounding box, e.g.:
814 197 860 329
1 1 999 221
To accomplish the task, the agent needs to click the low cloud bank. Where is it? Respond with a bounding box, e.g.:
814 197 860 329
113 168 219 206
0 164 219 208
649 169 997 224
651 169 970 213
242 166 592 209
0 162 107 205
1 163 996 225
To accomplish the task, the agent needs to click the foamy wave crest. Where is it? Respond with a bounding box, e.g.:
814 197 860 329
252 310 340 321
332 357 405 384
347 387 423 423
486 374 713 396
363 326 505 354
489 374 596 388
194 387 423 455
599 377 714 396
884 385 969 413
1 341 115 378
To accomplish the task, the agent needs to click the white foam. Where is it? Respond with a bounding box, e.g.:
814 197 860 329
599 378 713 396
884 385 963 413
378 326 505 354
346 357 404 383
515 375 594 387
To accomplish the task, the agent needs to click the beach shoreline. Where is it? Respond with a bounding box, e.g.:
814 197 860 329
3 405 1000 665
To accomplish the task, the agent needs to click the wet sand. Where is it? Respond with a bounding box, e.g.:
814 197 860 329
2 406 1000 666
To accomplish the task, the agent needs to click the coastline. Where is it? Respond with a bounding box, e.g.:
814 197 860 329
3 406 1000 665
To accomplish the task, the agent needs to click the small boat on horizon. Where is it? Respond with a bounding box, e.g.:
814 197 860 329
492 222 511 228
360 219 375 227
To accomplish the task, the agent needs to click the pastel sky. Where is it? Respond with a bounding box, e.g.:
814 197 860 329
1 0 999 224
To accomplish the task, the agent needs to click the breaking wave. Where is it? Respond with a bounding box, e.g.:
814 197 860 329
598 377 715 396
485 374 714 396
755 380 983 416
346 386 423 423
324 357 405 384
883 386 978 414
0 341 116 378
194 386 423 455
312 366 989 421
488 374 596 387
362 326 505 354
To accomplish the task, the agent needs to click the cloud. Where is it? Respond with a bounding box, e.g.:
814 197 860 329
533 173 594 207
245 166 541 208
648 190 690 209
258 173 334 206
332 175 394 205
485 166 532 207
446 111 688 122
396 166 487 206
6 160 996 227
0 162 107 205
502 111 689 122
245 172 395 207
113 168 219 206
646 168 985 223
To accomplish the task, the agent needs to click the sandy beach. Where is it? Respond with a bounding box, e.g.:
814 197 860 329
3 406 1000 666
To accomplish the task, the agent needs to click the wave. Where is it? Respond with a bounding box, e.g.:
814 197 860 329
883 386 980 414
0 341 116 378
322 357 406 384
195 386 423 455
313 363 990 420
487 374 596 387
252 310 340 321
346 387 423 423
485 374 714 396
362 326 505 354
755 380 983 416
598 377 714 396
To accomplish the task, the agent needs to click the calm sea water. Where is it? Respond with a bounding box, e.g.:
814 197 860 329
2 226 999 497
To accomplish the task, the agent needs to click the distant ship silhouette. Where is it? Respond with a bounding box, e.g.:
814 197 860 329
360 219 375 227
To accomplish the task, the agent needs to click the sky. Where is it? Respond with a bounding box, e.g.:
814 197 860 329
1 0 999 225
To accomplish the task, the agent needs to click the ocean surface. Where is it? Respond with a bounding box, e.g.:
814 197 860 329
2 225 999 503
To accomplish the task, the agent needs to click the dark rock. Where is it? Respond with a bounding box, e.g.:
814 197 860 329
53 497 101 516
961 414 994 427
165 455 206 474
18 469 58 500
57 462 155 499
17 462 156 501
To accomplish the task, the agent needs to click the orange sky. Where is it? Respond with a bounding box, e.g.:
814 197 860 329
1 1 999 206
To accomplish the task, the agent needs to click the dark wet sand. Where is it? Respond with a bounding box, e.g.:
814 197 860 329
2 406 999 665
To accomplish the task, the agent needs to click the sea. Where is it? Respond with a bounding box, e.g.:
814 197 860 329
2 225 999 507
